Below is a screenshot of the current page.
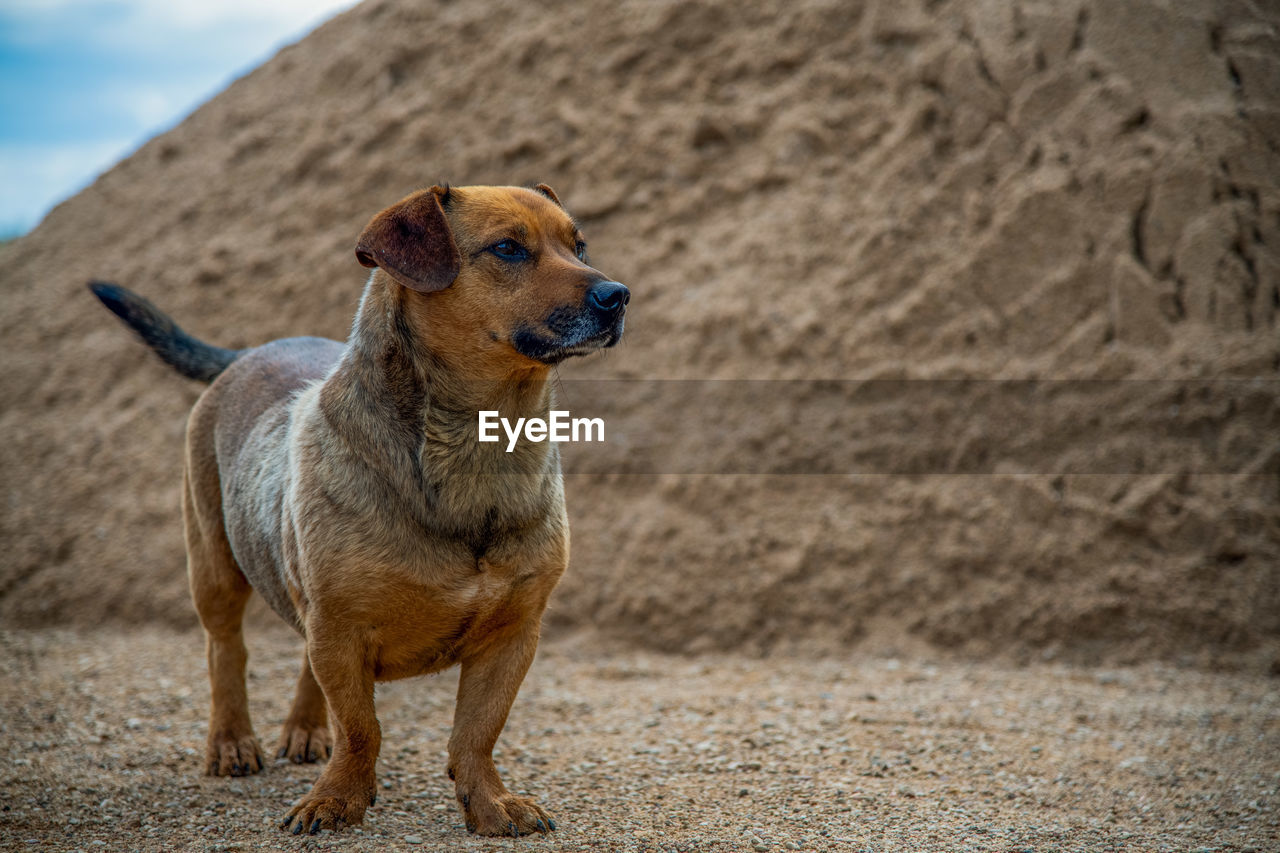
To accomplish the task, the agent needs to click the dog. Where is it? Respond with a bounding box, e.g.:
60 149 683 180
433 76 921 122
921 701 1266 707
89 184 628 837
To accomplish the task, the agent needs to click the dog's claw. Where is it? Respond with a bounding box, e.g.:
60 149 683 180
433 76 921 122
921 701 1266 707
276 722 332 766
458 789 555 837
206 734 264 778
280 788 371 835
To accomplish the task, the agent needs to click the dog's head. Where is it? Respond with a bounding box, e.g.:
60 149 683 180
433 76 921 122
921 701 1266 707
355 184 627 369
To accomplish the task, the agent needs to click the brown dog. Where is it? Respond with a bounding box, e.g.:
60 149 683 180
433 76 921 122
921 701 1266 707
89 184 628 837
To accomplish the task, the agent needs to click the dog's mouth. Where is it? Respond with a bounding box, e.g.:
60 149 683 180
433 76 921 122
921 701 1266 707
512 314 625 365
512 280 629 365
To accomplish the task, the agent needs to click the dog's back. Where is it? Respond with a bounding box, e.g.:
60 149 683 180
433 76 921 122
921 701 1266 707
191 337 344 627
90 281 347 625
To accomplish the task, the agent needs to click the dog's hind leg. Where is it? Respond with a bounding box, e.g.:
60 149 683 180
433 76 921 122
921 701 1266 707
183 460 264 778
277 649 333 764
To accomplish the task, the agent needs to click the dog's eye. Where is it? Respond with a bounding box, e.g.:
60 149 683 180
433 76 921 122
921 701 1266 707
575 240 588 261
490 240 529 262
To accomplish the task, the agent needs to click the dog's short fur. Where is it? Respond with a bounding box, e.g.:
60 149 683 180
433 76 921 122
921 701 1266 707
90 185 628 837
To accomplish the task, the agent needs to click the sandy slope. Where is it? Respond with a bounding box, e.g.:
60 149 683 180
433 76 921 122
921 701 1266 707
3 626 1278 852
2 0 1278 669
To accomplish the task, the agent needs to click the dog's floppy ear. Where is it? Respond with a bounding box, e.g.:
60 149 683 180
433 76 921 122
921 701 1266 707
355 187 460 292
534 183 563 207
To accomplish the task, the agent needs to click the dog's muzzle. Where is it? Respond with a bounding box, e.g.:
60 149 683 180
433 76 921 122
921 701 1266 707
512 280 630 364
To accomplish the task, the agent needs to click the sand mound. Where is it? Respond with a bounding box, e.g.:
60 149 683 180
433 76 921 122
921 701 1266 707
2 0 1277 669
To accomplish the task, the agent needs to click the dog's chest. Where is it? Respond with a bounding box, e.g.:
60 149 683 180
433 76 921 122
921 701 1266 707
363 528 567 681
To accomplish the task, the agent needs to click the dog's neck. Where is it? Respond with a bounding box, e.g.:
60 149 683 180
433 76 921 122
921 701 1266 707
350 272 552 409
320 275 557 531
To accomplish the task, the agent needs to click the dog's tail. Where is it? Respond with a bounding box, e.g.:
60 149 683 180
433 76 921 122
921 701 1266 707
88 281 242 383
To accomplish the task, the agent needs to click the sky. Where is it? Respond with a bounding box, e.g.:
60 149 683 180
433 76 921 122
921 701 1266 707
0 0 360 238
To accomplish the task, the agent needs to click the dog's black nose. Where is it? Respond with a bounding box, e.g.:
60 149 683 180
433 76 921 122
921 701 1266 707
587 281 630 315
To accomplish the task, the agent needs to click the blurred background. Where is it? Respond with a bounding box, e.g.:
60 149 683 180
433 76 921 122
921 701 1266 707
1 0 1277 672
0 0 358 238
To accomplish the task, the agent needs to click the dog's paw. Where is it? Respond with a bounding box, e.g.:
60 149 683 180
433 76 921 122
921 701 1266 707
280 778 375 835
276 722 332 764
461 792 556 837
205 733 264 777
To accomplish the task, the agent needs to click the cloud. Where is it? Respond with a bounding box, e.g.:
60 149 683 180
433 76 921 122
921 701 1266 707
0 138 135 237
101 85 184 129
0 0 361 234
4 0 360 36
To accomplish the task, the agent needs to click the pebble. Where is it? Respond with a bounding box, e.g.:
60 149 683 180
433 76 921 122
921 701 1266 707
404 835 424 845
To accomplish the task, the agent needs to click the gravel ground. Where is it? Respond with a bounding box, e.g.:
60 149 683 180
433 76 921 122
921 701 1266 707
2 627 1277 852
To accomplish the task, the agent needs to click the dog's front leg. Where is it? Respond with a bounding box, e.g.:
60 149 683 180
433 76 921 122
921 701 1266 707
281 631 379 834
448 622 556 837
